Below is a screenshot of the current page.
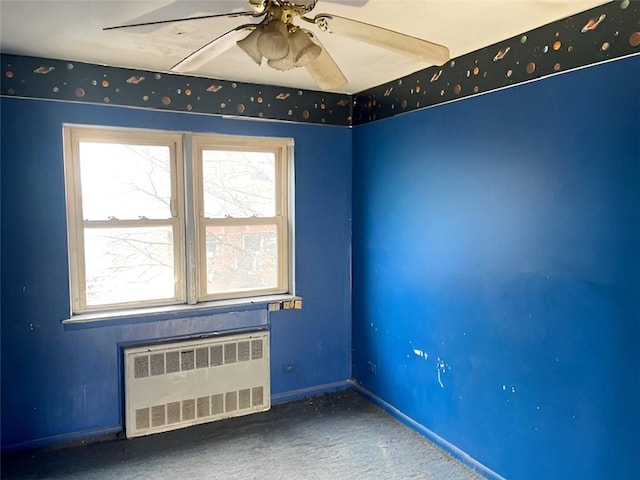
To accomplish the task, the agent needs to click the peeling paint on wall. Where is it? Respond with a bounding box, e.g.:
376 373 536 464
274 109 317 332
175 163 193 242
413 349 428 360
436 357 450 388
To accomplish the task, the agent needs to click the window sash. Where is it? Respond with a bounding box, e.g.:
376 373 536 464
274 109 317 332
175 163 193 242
80 222 182 309
64 127 185 313
197 217 287 300
193 134 290 302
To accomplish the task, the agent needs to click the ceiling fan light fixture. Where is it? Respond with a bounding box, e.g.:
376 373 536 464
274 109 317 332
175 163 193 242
257 19 290 60
267 50 297 71
289 29 322 67
237 26 264 65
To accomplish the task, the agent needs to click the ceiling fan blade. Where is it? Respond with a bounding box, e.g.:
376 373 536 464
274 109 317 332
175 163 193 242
172 24 257 73
304 35 347 90
312 14 450 66
103 11 264 31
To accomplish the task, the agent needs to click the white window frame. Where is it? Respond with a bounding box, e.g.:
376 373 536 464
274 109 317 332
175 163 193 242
63 126 293 316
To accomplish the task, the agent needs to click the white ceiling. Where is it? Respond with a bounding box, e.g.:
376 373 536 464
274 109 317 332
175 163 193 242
0 0 606 94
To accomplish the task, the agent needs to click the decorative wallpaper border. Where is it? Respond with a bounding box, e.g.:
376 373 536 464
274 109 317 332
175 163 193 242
0 55 353 126
353 0 639 125
1 1 638 127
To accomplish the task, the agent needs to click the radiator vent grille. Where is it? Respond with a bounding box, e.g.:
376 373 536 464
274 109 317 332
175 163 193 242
129 338 266 379
151 353 164 376
125 332 270 438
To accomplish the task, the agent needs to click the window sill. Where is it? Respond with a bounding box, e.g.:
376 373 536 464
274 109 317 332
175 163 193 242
62 294 301 328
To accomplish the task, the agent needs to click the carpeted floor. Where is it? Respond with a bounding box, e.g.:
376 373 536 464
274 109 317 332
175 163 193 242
1 389 485 480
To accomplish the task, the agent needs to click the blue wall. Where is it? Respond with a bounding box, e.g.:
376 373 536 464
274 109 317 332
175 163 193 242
352 56 639 480
0 99 352 450
3 55 639 479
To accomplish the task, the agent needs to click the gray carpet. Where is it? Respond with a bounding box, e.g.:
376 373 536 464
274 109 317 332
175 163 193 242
1 389 486 480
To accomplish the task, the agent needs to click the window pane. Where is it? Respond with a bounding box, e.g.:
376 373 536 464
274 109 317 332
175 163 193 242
79 142 172 220
202 150 275 218
84 227 175 306
205 224 278 294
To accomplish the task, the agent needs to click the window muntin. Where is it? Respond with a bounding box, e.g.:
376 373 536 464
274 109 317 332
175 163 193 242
64 127 292 315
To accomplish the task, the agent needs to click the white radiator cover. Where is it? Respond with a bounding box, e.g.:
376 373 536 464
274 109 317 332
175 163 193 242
124 331 270 438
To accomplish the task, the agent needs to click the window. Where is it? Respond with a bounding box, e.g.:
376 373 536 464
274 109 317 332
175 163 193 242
64 127 292 314
193 134 290 301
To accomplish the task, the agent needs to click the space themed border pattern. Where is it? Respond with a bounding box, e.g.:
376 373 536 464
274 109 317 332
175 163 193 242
352 0 639 125
0 55 352 126
1 1 638 127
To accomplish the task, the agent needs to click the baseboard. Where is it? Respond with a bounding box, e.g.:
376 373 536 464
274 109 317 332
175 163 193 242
2 382 352 453
349 381 507 480
271 380 352 404
1 425 123 454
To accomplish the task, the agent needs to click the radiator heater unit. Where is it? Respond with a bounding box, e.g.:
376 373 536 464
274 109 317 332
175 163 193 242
124 331 270 438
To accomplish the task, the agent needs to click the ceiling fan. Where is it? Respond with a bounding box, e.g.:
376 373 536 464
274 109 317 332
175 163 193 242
104 0 450 90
